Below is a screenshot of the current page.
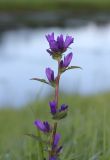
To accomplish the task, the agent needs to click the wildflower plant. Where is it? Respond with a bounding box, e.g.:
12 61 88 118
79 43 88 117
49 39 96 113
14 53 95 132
29 33 81 160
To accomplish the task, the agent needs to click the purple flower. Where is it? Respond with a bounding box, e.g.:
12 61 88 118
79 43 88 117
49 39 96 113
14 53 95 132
49 101 68 116
53 133 61 148
60 52 73 68
49 157 57 160
65 35 74 48
59 104 68 112
46 32 54 43
46 68 54 82
34 120 52 133
50 133 62 160
46 33 74 56
49 100 57 115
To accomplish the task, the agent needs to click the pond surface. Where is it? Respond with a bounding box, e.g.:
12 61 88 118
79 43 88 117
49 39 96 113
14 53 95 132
0 23 110 107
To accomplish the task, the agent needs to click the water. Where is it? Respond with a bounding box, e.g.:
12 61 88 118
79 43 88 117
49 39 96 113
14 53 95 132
0 23 110 107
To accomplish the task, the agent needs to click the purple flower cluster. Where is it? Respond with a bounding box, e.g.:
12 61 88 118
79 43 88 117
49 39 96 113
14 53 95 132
46 33 74 59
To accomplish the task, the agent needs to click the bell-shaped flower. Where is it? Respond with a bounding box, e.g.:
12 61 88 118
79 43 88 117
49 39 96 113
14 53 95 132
60 52 73 69
49 100 57 115
49 100 68 116
59 104 68 112
53 133 61 148
34 120 52 133
46 68 55 83
49 133 62 160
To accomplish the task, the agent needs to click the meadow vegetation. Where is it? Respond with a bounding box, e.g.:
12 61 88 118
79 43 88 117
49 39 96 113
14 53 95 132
0 0 110 11
0 92 110 160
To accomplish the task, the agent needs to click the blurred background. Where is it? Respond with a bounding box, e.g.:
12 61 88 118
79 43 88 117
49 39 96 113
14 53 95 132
0 0 110 159
0 0 110 107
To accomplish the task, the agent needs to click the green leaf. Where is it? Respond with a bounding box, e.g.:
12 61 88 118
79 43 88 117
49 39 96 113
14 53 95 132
66 66 82 71
31 78 50 85
31 77 56 88
53 111 68 120
25 133 48 144
60 66 82 73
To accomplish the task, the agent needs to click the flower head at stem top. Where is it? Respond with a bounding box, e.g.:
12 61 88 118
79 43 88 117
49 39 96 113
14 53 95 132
60 52 73 69
46 33 74 60
34 120 52 133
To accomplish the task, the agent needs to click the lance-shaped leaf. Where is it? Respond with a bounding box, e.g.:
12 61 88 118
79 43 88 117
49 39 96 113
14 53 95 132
30 78 51 86
31 78 49 84
25 133 48 144
60 66 82 73
31 78 56 87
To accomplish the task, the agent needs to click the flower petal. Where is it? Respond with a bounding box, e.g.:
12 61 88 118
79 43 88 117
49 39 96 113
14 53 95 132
59 104 68 112
65 36 74 48
34 120 45 132
46 32 54 43
64 52 73 67
45 68 54 82
49 100 57 115
49 157 57 160
57 34 64 50
50 40 59 52
54 133 61 147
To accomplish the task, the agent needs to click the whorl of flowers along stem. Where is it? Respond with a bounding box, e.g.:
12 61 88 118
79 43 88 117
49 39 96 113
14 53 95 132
33 32 74 160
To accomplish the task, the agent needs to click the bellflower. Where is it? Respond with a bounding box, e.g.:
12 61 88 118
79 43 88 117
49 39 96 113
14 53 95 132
53 133 61 148
49 100 57 115
60 52 73 69
59 104 68 112
34 120 52 133
46 33 74 58
49 100 68 115
49 133 62 160
46 68 55 83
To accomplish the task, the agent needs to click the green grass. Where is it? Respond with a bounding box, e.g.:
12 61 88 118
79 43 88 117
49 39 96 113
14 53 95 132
0 92 110 159
0 0 110 12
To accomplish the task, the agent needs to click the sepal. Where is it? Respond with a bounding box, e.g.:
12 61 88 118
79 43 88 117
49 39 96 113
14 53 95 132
52 110 68 120
52 53 62 61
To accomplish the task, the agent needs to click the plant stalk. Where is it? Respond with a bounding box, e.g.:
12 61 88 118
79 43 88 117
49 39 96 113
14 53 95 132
49 60 60 159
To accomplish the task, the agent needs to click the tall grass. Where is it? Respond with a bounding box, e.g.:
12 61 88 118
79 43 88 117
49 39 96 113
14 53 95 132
0 93 110 159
